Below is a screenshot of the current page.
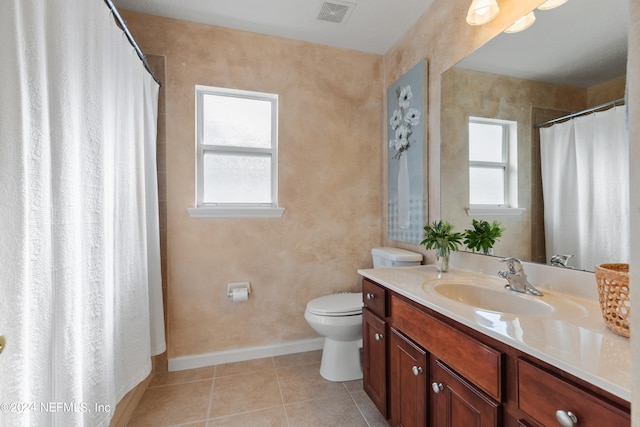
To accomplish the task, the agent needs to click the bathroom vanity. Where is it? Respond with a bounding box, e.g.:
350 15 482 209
359 265 631 427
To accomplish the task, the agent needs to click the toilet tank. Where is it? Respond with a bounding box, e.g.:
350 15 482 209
371 247 422 268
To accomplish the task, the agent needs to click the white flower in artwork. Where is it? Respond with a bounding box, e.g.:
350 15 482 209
398 85 413 109
404 108 421 126
390 109 402 130
395 124 409 143
395 140 405 151
388 84 421 160
395 125 410 151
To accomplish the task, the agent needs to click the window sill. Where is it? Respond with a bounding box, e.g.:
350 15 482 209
187 206 285 218
465 207 525 216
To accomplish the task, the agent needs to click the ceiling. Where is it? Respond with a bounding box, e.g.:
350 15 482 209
456 0 629 88
112 0 436 54
113 0 628 87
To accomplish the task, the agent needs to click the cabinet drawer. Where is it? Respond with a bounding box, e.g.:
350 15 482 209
391 296 503 401
363 278 387 318
517 359 630 427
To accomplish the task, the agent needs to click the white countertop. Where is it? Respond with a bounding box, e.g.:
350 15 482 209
358 265 631 402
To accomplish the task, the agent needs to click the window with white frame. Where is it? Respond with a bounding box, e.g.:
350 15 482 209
188 85 283 218
467 117 519 213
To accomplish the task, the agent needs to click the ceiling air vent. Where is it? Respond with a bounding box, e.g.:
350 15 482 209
317 1 355 24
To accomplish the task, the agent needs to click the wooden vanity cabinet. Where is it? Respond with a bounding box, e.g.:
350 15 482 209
362 279 389 417
390 294 501 427
391 295 503 401
361 277 631 427
390 328 428 427
431 359 500 427
516 359 630 427
388 326 499 427
363 278 386 317
363 308 387 416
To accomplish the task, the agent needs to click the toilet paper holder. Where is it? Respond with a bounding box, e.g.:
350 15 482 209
227 281 251 299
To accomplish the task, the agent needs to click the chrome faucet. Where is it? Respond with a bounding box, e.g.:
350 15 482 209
550 254 574 268
498 257 543 296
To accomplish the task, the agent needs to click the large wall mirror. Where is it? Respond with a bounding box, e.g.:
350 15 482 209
441 0 629 271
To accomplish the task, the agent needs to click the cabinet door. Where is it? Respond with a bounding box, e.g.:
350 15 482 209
431 360 500 427
392 296 503 401
390 328 427 427
363 308 388 417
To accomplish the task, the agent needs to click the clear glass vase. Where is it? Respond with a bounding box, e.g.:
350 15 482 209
435 247 450 272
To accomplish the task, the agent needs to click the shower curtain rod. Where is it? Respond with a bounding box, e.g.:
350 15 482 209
533 97 625 128
103 0 162 87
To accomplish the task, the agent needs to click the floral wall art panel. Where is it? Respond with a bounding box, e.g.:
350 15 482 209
387 60 426 244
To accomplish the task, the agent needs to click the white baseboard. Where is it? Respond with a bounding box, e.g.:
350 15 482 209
168 337 325 372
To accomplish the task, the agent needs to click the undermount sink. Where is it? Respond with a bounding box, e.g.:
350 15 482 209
430 281 554 316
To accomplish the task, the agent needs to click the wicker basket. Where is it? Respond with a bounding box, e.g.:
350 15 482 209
594 264 630 338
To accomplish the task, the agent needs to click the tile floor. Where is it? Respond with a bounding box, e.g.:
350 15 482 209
128 350 390 427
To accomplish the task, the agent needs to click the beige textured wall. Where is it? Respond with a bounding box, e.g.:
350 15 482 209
121 11 383 358
587 76 626 106
440 68 585 260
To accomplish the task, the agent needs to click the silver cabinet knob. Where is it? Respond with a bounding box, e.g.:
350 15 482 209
366 293 375 300
431 382 444 393
412 366 423 376
374 333 383 341
555 410 578 427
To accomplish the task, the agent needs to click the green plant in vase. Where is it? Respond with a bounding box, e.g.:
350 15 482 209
463 219 505 255
421 220 463 272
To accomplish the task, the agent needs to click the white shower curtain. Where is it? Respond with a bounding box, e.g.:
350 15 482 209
539 106 629 271
0 1 165 426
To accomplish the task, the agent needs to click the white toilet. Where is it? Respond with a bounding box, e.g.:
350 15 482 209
304 247 422 382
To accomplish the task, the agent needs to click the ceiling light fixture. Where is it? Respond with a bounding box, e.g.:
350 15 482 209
466 0 500 26
537 0 569 11
504 11 536 33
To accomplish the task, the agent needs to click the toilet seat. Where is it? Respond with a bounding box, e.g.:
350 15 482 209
306 292 363 316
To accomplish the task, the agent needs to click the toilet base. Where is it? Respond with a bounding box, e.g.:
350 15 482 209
319 337 363 382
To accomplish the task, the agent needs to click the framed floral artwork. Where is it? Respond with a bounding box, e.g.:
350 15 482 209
387 60 427 243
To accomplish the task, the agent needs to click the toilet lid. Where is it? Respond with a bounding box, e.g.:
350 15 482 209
306 292 363 316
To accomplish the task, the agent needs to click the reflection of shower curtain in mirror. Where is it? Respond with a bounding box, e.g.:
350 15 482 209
540 106 629 271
